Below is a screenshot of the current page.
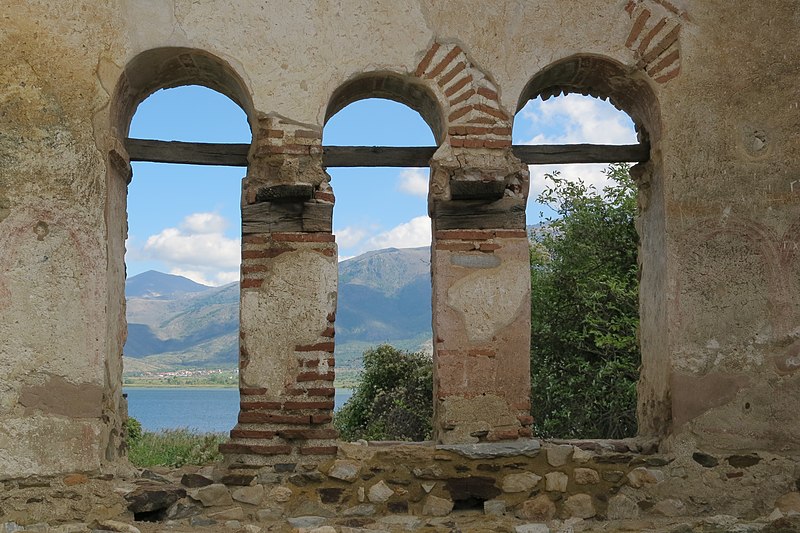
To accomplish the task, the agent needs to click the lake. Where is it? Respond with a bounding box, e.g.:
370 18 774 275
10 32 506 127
124 387 353 433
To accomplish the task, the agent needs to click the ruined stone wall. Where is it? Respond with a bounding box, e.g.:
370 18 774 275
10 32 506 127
0 0 798 480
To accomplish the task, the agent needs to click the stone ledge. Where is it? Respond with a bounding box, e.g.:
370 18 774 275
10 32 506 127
436 439 541 459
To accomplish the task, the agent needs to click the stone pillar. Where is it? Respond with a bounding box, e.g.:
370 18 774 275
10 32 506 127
429 148 533 444
220 117 339 470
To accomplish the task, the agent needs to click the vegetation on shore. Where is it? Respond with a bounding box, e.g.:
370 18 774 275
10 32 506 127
125 417 226 467
334 345 433 442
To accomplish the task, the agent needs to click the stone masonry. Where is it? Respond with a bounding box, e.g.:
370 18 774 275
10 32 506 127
0 1 799 526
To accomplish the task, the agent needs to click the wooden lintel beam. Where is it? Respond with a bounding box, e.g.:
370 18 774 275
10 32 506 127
512 143 650 165
124 138 649 168
323 146 437 167
126 139 250 166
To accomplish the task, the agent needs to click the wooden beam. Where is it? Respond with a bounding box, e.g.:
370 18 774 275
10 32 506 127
322 146 436 167
125 138 649 168
127 139 249 166
512 143 650 165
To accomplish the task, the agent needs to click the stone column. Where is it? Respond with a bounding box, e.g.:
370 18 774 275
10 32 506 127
220 117 339 471
429 147 533 444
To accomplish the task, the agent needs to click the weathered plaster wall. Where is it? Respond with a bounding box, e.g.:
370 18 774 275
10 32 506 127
1 0 798 479
0 1 128 477
657 2 800 452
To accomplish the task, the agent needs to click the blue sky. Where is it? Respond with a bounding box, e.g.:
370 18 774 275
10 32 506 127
126 86 636 285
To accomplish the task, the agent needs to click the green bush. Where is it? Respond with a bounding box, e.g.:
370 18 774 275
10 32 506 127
334 344 433 441
124 417 143 444
530 163 640 439
127 428 226 468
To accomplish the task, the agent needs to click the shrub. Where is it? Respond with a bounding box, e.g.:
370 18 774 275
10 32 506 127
530 163 640 439
124 416 143 444
334 344 433 441
127 428 226 468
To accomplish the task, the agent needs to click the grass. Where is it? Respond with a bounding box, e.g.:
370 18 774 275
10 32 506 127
126 421 227 468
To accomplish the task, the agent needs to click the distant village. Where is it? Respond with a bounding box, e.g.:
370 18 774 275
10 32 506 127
123 367 239 387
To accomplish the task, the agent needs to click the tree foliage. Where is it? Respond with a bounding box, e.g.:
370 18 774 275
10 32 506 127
530 163 640 439
334 344 433 441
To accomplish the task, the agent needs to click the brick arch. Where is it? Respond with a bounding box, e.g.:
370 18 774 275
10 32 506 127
516 54 660 144
111 47 255 140
415 42 512 151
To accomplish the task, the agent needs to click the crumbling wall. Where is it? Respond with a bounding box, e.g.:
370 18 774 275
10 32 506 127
1 0 798 481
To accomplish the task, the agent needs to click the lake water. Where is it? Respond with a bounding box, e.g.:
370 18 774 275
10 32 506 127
124 387 353 433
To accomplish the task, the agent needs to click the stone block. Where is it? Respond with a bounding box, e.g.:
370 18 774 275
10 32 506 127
327 460 361 482
484 499 507 516
208 507 244 520
546 445 573 467
653 498 686 517
572 446 594 463
776 492 800 514
232 484 264 506
544 472 568 492
502 472 542 493
515 524 550 533
95 521 140 533
573 468 600 485
562 494 595 519
181 473 214 488
190 484 233 507
342 504 376 516
423 495 454 516
309 527 337 533
287 516 327 529
516 494 556 521
607 494 639 520
368 480 394 503
627 467 665 488
267 485 292 503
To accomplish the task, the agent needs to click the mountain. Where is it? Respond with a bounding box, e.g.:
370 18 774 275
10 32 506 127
125 270 210 299
123 247 432 373
337 247 431 343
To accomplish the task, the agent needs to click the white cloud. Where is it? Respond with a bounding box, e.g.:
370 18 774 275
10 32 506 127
364 216 431 250
397 168 429 197
520 93 637 146
181 212 228 234
141 212 241 286
518 94 638 200
335 226 368 249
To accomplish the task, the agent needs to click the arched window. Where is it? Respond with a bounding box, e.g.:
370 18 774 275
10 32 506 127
515 92 641 438
323 75 440 442
110 48 254 449
515 55 667 439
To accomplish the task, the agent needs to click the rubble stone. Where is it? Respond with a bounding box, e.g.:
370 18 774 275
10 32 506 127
562 493 595 519
573 468 599 485
422 495 453 516
368 480 394 503
607 494 639 520
545 472 568 492
502 472 542 493
516 494 556 521
190 484 233 507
